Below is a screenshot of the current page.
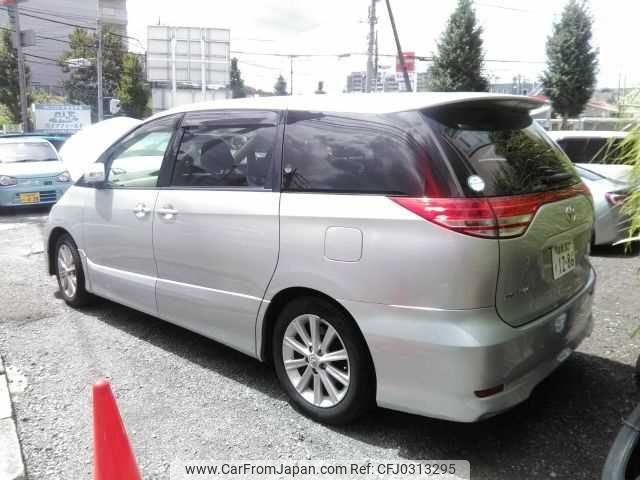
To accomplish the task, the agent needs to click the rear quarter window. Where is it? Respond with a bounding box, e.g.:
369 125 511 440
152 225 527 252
282 110 457 196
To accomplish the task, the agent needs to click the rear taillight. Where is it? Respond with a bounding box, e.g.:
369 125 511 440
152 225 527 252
605 192 626 207
390 183 590 239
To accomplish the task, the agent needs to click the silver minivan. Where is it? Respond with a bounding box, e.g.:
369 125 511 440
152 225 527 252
45 93 596 424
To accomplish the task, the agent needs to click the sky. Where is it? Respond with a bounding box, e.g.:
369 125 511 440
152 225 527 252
126 0 640 95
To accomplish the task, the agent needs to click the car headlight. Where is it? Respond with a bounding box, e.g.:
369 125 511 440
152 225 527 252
56 171 71 183
0 175 17 187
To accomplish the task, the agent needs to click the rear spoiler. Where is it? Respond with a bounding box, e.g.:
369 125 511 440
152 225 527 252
420 94 548 113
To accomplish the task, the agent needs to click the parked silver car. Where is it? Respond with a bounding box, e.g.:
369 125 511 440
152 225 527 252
45 93 596 424
548 131 634 245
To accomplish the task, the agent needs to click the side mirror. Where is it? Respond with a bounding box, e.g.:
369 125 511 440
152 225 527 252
84 162 106 186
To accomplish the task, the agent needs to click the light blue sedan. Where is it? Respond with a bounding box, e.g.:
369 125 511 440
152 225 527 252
0 136 72 207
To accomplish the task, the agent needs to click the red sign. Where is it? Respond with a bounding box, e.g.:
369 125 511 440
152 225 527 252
396 51 415 73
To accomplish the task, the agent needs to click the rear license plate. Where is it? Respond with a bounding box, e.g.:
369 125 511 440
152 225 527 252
552 241 576 279
19 192 40 204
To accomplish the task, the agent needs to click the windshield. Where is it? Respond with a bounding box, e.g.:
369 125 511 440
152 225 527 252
557 137 625 164
0 142 58 163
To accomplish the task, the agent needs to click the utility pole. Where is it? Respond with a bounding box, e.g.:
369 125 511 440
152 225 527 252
171 29 177 108
366 0 377 93
8 1 29 131
385 0 411 92
289 55 294 96
96 0 104 121
373 32 379 93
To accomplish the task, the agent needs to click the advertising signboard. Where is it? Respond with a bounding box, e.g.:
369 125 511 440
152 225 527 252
32 104 92 133
147 25 230 87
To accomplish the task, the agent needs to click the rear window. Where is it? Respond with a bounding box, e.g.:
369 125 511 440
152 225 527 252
282 110 458 196
423 106 581 197
557 137 624 164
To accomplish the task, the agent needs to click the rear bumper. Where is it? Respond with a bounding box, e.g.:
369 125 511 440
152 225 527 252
0 184 70 207
343 267 596 422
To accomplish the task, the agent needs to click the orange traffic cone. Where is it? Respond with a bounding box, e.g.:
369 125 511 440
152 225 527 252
92 379 141 480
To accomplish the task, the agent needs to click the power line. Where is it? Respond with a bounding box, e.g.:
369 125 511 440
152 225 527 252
32 34 73 45
233 49 545 64
0 7 97 30
0 6 145 49
17 5 100 23
476 3 537 14
24 53 59 63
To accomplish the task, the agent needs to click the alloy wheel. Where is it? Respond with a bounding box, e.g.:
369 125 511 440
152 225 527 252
282 314 350 408
57 244 77 299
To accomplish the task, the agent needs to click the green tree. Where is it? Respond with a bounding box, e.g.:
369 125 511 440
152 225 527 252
0 104 13 127
58 27 125 120
30 89 65 105
541 0 598 127
0 30 29 124
616 129 640 246
117 53 150 118
274 74 288 96
429 0 488 92
229 57 246 98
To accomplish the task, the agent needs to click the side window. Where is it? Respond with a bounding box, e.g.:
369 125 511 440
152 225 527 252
107 116 177 188
171 111 279 188
282 110 454 196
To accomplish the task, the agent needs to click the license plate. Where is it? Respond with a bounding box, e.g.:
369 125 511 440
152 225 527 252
552 241 576 279
19 192 40 204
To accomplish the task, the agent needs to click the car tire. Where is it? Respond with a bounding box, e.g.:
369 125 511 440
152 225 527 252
272 296 374 424
54 234 93 307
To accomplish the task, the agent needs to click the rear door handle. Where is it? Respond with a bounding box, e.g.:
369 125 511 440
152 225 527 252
133 203 151 218
157 205 178 220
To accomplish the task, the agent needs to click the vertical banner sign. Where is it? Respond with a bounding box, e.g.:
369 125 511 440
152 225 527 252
396 51 415 73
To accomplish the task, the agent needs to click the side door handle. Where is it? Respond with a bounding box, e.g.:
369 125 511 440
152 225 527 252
133 203 151 218
157 205 178 220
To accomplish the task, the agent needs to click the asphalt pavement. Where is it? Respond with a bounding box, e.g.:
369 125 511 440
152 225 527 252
0 207 639 480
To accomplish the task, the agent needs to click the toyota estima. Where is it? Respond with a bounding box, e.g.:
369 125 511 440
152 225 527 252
45 93 596 424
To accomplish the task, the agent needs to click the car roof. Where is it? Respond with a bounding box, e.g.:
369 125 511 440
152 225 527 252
150 92 546 120
0 136 56 145
547 130 628 140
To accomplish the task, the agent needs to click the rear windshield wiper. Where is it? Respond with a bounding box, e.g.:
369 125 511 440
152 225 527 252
541 172 573 184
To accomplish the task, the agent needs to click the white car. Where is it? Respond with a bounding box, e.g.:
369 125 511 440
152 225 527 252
548 131 636 245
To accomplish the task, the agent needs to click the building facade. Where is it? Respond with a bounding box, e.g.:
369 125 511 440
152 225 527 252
489 77 541 96
0 0 127 95
346 70 436 93
346 71 366 93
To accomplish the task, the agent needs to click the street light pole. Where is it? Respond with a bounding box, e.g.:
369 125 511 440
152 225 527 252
8 1 29 131
366 0 377 93
96 0 104 121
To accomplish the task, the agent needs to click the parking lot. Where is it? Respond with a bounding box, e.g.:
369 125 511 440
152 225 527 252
0 206 639 480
